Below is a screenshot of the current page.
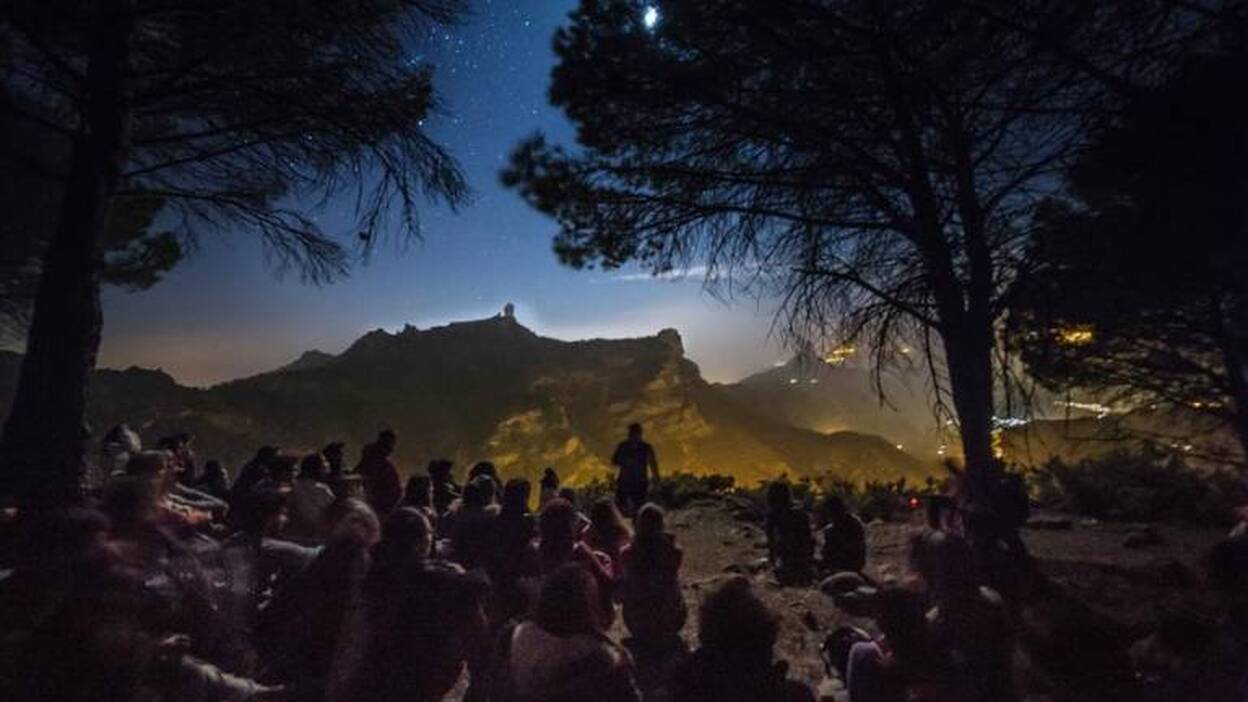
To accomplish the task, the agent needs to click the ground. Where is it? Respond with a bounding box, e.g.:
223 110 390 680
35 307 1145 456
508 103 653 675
454 496 1229 700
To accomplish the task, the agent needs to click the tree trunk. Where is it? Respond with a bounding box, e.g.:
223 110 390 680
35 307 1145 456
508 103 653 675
0 0 133 505
943 317 998 502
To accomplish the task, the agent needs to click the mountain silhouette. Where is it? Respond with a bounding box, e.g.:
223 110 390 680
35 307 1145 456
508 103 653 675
0 316 932 487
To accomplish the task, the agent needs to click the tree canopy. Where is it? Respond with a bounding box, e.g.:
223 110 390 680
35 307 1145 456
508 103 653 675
504 0 1214 481
0 0 469 501
1008 36 1248 465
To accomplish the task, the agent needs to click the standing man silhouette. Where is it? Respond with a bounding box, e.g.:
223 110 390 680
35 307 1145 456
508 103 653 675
612 422 660 516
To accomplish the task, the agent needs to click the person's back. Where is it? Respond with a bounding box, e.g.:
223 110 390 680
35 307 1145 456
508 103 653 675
765 483 815 583
611 423 658 515
821 501 866 574
500 563 640 702
354 558 489 702
618 504 686 649
357 432 402 518
450 478 499 571
673 576 814 702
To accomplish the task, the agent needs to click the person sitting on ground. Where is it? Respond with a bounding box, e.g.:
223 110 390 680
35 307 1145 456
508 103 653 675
229 446 279 507
618 503 687 651
322 441 347 476
672 576 815 702
429 458 461 516
289 452 335 543
256 498 380 696
158 432 198 485
194 460 230 501
611 422 660 516
539 467 560 508
99 422 142 477
820 494 866 574
845 587 951 702
356 429 402 518
351 507 491 702
400 474 438 527
765 481 815 584
533 498 616 627
125 450 214 529
450 476 501 571
497 563 641 702
489 478 541 622
249 453 297 496
558 486 591 535
918 530 1014 702
468 461 503 501
584 498 632 571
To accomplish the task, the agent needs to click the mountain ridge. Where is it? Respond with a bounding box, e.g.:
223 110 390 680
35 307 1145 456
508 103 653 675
0 317 933 487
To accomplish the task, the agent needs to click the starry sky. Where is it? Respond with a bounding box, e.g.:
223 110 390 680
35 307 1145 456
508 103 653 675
95 0 785 387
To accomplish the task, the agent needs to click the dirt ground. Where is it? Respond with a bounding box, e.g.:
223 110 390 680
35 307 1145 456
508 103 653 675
454 496 1230 700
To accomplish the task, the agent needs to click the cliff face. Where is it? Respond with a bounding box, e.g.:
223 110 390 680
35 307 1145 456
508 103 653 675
0 317 931 487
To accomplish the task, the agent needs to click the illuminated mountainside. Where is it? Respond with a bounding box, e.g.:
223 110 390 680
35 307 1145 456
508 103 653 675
0 316 931 487
721 354 946 460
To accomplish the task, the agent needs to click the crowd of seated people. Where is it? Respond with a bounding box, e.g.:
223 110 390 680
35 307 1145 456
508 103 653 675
1 425 1246 702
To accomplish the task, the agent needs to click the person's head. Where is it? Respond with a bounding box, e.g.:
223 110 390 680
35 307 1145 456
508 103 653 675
468 461 498 483
558 486 577 507
381 506 433 561
299 452 328 481
536 563 603 636
252 445 279 466
377 429 397 454
268 454 299 485
325 497 382 547
237 490 290 537
589 498 629 541
541 467 559 487
635 502 666 540
202 460 226 480
627 422 643 441
501 478 532 515
102 476 161 529
404 475 433 508
462 477 491 510
124 450 174 494
822 494 849 520
539 498 577 547
698 576 779 668
766 480 793 512
428 458 453 482
322 441 346 468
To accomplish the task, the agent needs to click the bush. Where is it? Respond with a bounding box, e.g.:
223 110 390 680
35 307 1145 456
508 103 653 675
1026 449 1244 526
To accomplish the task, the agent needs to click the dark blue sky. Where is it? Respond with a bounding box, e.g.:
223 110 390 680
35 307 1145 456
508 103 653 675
97 0 782 386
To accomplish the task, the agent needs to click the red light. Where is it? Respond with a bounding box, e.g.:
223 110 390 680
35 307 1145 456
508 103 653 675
908 497 921 510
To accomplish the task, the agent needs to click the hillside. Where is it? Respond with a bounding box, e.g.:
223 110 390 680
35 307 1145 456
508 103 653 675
0 315 931 488
721 354 944 460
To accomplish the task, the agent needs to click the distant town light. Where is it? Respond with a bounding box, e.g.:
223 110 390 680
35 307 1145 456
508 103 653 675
823 344 856 365
1057 325 1094 346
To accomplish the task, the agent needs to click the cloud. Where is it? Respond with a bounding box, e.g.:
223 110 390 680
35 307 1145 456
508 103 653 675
610 264 710 283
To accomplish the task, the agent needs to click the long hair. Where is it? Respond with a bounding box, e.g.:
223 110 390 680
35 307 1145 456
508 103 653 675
588 498 630 548
629 502 666 574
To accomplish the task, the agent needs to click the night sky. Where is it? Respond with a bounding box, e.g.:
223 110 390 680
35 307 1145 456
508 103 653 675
96 0 784 387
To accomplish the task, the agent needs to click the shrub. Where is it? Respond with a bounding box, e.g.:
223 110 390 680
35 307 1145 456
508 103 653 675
1026 448 1244 526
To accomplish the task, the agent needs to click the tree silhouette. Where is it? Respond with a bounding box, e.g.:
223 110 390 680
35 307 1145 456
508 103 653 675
503 0 1211 493
0 109 181 341
1009 36 1248 468
0 0 468 502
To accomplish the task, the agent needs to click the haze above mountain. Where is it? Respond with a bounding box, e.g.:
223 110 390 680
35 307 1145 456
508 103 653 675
0 314 942 487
